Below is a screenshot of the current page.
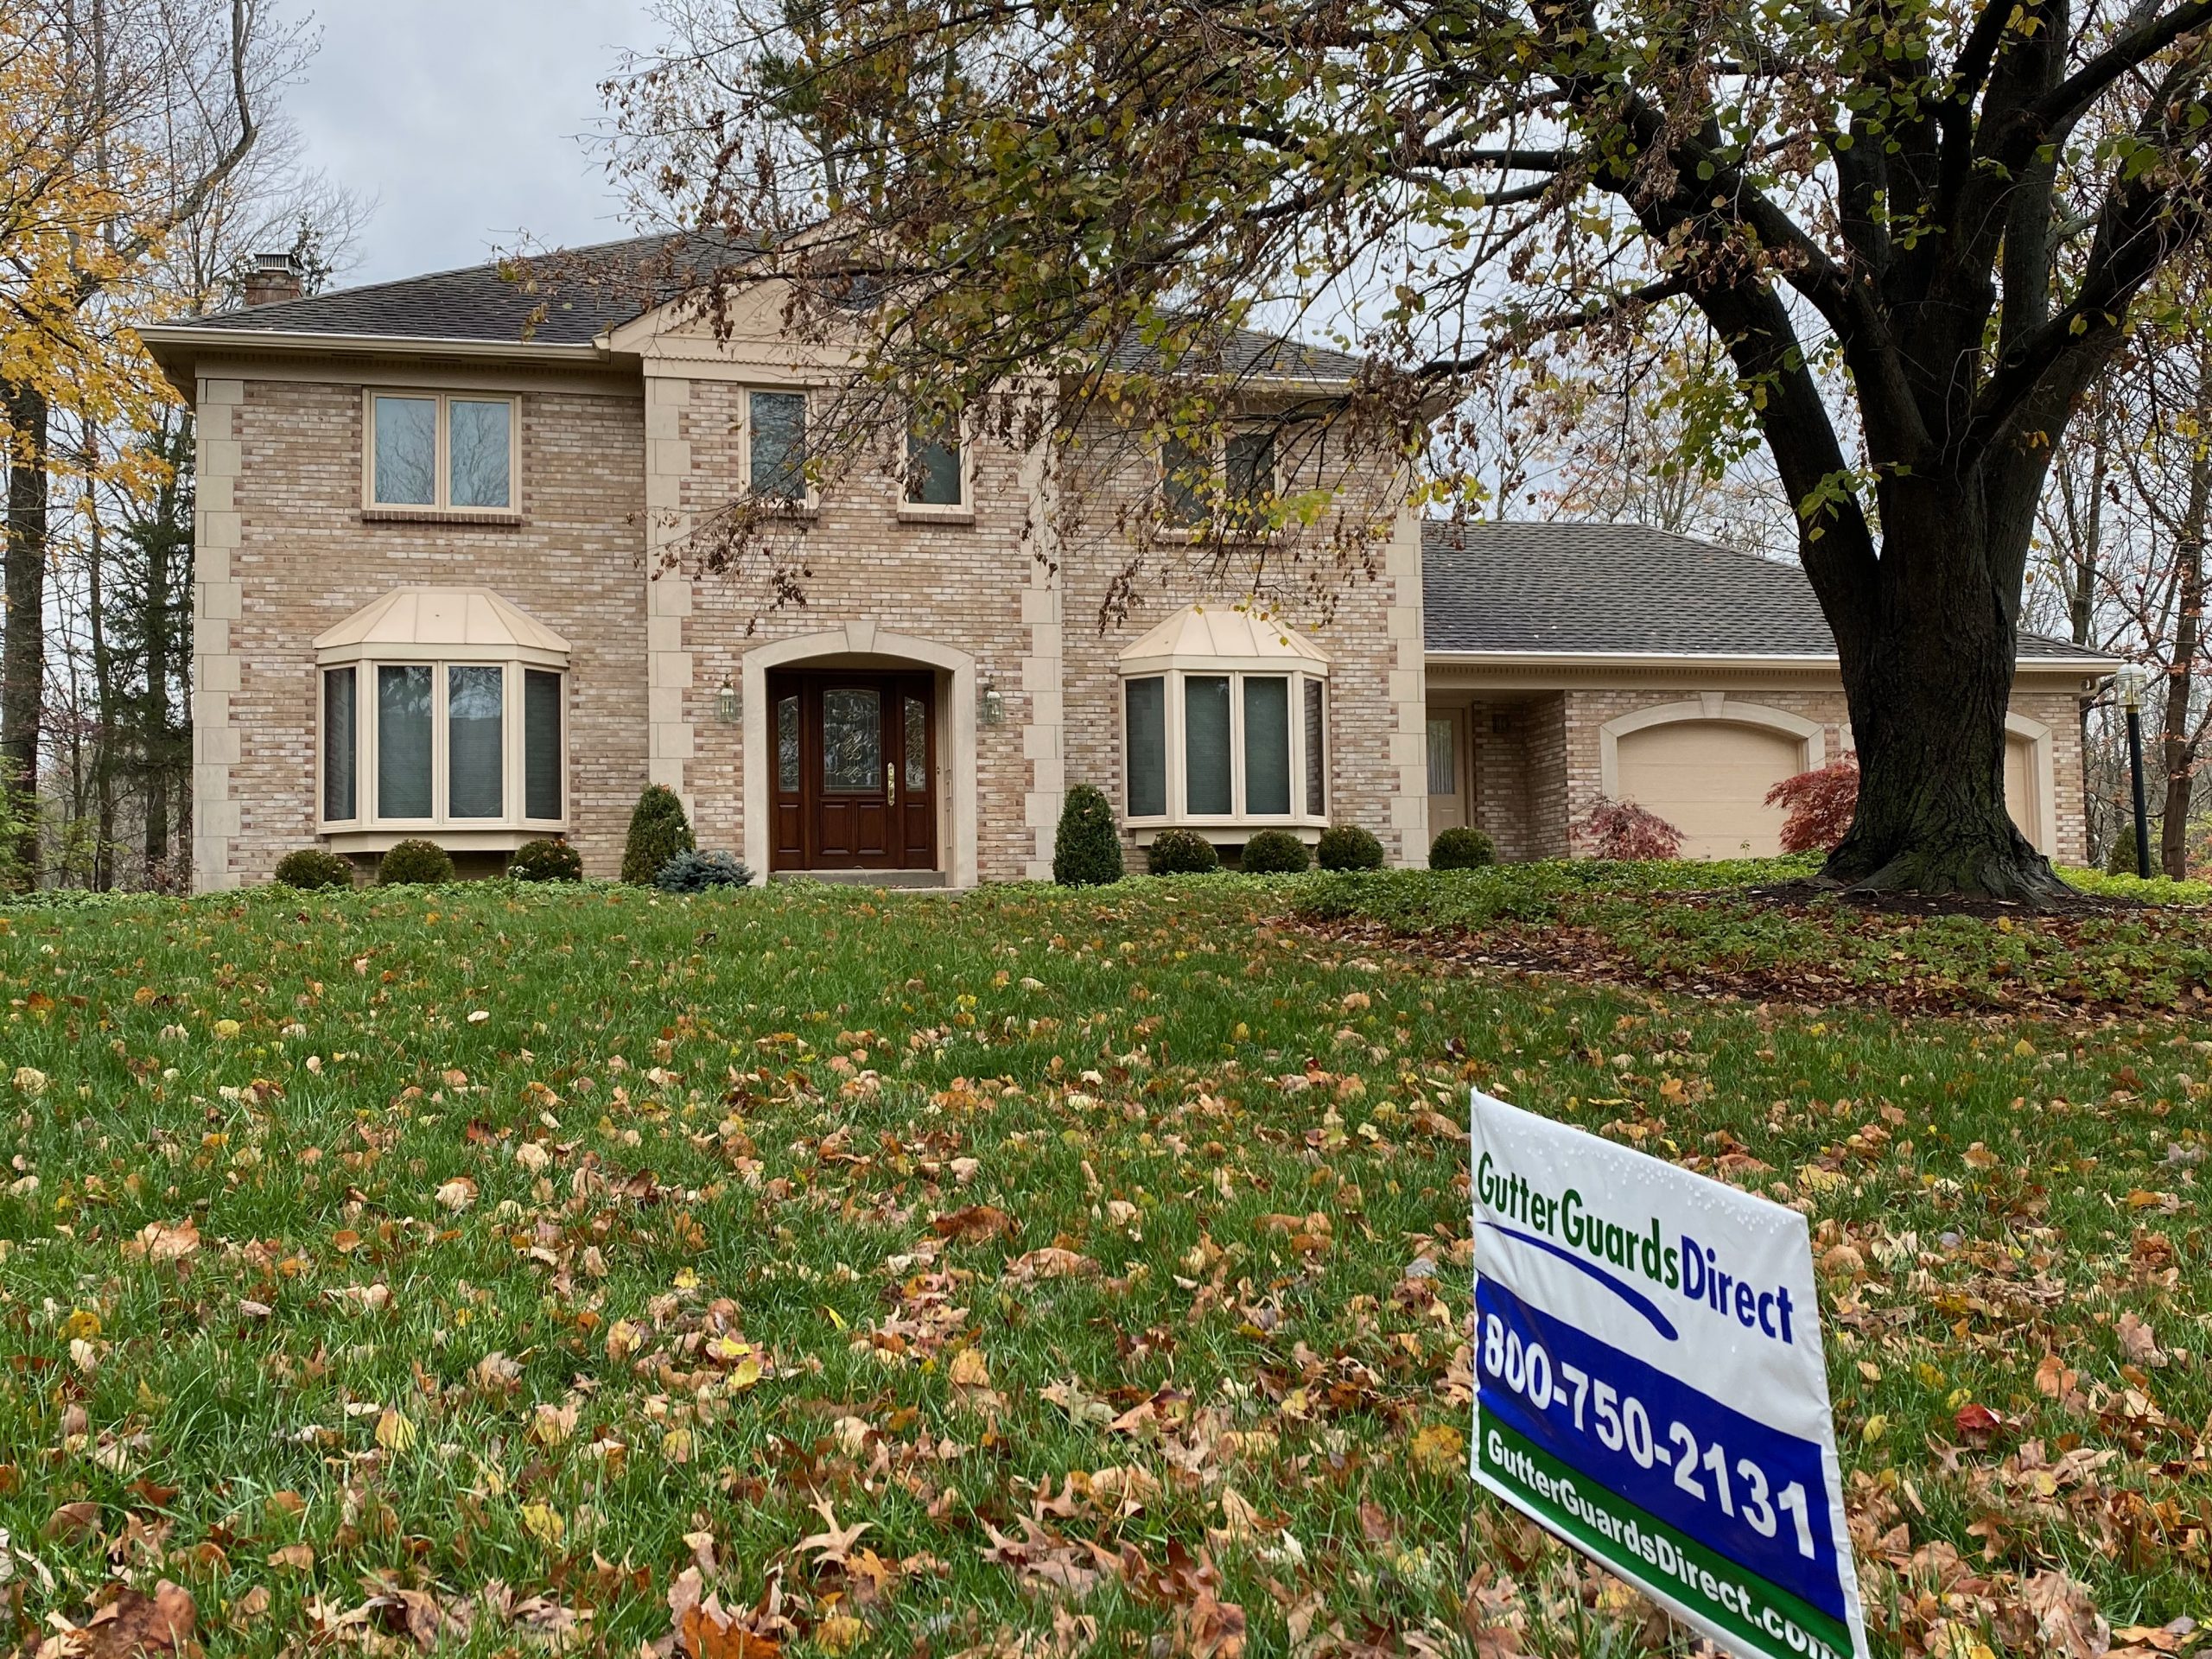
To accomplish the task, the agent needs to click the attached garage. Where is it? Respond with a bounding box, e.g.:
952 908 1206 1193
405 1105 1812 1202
1615 719 1809 859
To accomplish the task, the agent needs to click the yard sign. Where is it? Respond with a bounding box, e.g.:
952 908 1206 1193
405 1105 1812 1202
1469 1090 1869 1659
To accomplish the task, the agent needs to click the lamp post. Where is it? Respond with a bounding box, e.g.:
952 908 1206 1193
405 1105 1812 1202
2119 665 2152 879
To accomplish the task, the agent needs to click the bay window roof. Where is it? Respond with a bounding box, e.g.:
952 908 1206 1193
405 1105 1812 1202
1117 604 1332 677
314 587 569 667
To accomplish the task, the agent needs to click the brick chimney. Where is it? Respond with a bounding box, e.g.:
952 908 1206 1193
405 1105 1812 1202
242 251 304 308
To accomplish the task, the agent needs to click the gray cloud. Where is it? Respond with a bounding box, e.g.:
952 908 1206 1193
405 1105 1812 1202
289 0 658 284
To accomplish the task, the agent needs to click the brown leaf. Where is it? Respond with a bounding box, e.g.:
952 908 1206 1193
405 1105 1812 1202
44 1499 101 1541
77 1580 200 1658
2023 1571 2110 1659
931 1205 1015 1244
1005 1247 1100 1282
125 1219 200 1262
2116 1312 2166 1367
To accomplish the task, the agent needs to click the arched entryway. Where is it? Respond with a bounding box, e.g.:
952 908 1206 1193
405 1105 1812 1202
741 625 979 887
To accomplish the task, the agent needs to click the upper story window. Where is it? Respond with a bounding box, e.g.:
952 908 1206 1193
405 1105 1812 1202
902 409 971 518
748 390 809 503
365 392 518 513
1160 427 1277 532
1119 603 1330 830
315 588 569 839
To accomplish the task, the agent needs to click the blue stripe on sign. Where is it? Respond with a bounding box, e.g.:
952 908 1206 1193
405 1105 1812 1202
1477 1278 1847 1622
1481 1220 1681 1340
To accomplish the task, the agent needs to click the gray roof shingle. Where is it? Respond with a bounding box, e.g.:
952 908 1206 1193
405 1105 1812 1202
1421 520 2102 662
167 234 1365 382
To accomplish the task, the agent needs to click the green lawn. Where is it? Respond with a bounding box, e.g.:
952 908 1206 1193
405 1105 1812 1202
0 871 2205 1657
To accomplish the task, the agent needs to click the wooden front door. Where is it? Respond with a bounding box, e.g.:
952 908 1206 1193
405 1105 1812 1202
768 672 938 872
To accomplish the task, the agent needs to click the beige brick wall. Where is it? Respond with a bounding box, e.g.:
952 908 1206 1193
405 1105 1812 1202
213 377 650 883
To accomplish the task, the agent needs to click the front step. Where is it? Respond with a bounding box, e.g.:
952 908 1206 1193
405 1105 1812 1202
770 869 948 889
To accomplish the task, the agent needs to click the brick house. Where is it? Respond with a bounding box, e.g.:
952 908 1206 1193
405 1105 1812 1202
141 239 2112 890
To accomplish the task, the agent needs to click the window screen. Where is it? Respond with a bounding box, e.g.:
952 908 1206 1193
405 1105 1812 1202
323 667 357 821
372 397 436 505
524 669 563 820
448 399 512 509
377 664 434 818
1243 677 1291 815
1303 677 1326 816
448 666 505 819
1184 675 1233 815
750 391 808 500
1126 677 1166 817
1224 429 1274 522
1160 437 1210 528
907 424 963 505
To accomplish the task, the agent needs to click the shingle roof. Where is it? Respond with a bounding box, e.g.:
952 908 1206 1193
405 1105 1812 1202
162 232 745 345
164 233 1365 382
1421 520 2103 662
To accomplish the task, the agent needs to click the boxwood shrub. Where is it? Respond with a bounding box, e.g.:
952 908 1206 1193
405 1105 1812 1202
1240 829 1312 874
273 848 355 891
1316 824 1386 871
378 840 454 885
1147 829 1221 875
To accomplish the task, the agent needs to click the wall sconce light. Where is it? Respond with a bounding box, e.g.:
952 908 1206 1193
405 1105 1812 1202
979 677 1007 728
716 677 740 723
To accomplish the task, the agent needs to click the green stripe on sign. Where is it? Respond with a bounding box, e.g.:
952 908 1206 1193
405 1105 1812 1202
1478 1417 1854 1659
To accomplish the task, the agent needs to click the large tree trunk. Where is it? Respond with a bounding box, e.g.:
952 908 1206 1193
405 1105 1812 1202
3 380 48 887
1817 485 2072 903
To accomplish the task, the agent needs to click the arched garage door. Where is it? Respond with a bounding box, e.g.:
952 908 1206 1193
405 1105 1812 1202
1617 721 1807 859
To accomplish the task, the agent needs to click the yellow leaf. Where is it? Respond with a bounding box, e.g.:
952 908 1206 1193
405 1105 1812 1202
1410 1423 1464 1473
519 1502 564 1545
818 1613 865 1653
376 1409 417 1453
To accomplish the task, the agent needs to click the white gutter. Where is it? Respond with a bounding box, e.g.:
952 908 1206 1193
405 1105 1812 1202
136 325 612 366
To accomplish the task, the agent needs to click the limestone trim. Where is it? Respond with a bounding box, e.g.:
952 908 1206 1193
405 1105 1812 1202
1385 503 1432 865
1597 697 1826 799
1020 429 1065 880
192 377 245 891
741 626 980 888
2005 710 2057 855
644 372 696 804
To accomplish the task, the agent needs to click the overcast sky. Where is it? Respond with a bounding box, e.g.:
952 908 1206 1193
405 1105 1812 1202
289 0 661 287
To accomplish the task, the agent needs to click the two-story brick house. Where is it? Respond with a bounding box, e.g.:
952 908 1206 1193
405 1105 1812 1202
143 237 1433 889
142 238 2113 890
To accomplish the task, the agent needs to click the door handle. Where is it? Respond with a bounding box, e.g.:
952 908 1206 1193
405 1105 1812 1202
886 762 897 808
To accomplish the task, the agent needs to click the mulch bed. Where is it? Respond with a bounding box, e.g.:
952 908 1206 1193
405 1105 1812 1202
1300 906 2212 1021
1742 878 2152 919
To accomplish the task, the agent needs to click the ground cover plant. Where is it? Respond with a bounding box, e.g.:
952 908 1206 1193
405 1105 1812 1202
0 869 2205 1656
1299 858 2212 1017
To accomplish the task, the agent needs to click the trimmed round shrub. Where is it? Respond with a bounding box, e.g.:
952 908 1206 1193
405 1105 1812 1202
621 784 695 884
1053 784 1124 886
1240 829 1311 874
2107 829 2147 875
274 848 355 891
1429 826 1497 871
508 838 583 882
1316 823 1385 871
653 849 753 893
1147 828 1221 875
378 839 454 886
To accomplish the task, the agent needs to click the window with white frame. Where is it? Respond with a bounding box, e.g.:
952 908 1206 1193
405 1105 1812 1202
365 391 518 512
1158 426 1278 531
905 410 966 509
315 588 569 838
1122 668 1327 825
1119 604 1329 828
748 390 809 502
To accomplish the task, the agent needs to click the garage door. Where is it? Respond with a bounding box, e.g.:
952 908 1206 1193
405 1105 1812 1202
2005 734 2043 851
1617 721 1805 859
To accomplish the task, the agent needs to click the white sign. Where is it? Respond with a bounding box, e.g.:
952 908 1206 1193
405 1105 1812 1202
1470 1090 1868 1659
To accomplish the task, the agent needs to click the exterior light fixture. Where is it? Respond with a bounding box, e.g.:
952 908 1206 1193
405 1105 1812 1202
717 677 740 723
979 675 1007 728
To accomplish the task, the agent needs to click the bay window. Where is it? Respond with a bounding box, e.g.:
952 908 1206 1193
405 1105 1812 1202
1119 602 1331 831
315 588 570 847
